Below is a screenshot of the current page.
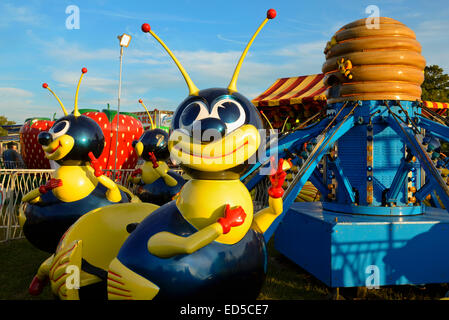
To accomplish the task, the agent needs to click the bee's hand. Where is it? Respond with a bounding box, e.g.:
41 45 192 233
39 178 63 194
148 152 159 168
131 168 142 178
268 158 287 199
217 204 246 234
29 275 49 296
88 152 103 177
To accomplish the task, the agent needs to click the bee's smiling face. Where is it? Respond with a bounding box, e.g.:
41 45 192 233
169 88 263 176
39 119 74 161
38 114 105 163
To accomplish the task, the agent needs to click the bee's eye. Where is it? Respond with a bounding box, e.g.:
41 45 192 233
211 98 246 133
49 120 70 139
218 102 240 123
179 101 208 131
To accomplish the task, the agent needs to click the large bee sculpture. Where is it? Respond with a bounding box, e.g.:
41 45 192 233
33 9 290 300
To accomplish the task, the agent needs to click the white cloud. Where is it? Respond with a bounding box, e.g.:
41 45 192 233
0 3 44 28
0 87 33 98
275 41 327 58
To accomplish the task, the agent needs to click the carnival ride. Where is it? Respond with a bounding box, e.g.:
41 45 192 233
18 10 449 300
243 17 449 288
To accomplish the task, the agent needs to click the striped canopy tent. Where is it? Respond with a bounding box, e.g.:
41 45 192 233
422 101 449 117
252 74 328 130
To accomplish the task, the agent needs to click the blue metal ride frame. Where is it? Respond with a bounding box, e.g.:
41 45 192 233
241 118 330 191
272 101 449 288
414 181 434 201
418 116 449 143
309 169 329 198
385 158 414 203
386 115 449 212
327 157 356 203
263 114 356 241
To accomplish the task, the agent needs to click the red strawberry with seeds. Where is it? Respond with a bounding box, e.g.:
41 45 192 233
79 108 144 179
19 118 55 169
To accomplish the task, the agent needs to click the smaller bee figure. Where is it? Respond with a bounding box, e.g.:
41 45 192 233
337 57 353 80
128 118 185 205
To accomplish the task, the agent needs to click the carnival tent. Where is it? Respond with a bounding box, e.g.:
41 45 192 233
252 74 327 107
422 101 449 117
252 74 328 130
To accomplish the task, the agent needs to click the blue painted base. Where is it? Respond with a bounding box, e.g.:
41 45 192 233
274 202 449 288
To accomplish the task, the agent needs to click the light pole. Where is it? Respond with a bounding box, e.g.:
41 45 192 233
114 33 131 180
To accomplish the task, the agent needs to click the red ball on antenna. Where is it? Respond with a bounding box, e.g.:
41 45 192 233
267 9 276 19
141 23 151 33
139 99 143 103
81 67 87 74
42 83 48 89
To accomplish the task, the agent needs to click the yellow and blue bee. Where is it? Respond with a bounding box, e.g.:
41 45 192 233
128 101 185 205
20 68 133 254
105 9 288 300
34 9 290 300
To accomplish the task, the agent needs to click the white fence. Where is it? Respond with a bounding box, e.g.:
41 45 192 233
0 168 136 243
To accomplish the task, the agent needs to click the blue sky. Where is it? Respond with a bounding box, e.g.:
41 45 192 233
1 0 449 123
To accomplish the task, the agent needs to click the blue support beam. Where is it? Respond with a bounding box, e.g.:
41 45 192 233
418 116 449 143
386 158 413 203
415 181 433 201
309 169 329 198
263 115 356 242
387 115 449 213
328 157 356 203
242 118 330 190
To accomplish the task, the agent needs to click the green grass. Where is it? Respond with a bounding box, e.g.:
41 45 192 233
0 238 448 300
0 239 53 300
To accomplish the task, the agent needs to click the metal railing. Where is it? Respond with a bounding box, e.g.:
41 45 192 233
0 168 137 243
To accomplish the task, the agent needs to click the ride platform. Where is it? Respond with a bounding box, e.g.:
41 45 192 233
274 202 449 288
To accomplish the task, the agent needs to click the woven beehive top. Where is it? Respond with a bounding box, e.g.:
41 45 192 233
322 17 426 104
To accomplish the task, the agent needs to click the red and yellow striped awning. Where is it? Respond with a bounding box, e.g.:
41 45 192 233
252 74 328 107
423 101 449 109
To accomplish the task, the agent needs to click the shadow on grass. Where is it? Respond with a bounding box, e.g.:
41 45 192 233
0 239 53 300
1 238 448 300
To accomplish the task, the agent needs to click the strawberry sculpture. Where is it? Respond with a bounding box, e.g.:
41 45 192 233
79 109 144 176
19 118 55 169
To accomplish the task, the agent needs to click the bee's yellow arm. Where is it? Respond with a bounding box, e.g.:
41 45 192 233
22 188 42 204
127 166 143 184
86 166 122 203
96 175 122 202
251 158 290 234
127 174 142 185
154 161 178 187
35 254 54 281
147 223 223 258
251 196 283 234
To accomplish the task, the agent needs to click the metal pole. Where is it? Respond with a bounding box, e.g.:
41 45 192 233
115 46 124 180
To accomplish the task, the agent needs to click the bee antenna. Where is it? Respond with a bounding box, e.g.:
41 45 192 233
74 67 88 117
228 9 276 94
141 23 199 96
42 83 68 116
138 99 155 130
